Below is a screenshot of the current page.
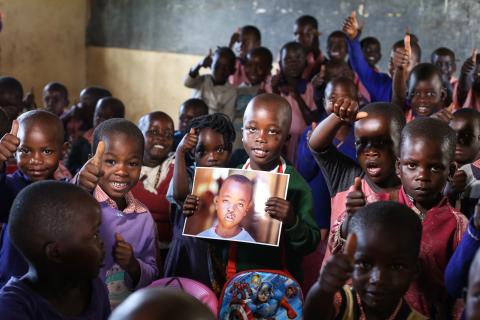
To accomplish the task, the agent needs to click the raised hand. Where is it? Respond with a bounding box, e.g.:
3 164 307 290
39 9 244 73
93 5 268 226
202 49 213 69
318 233 356 294
431 108 453 123
461 48 477 75
177 128 198 154
182 194 200 217
342 11 359 40
78 141 105 192
0 120 20 163
346 177 366 214
451 169 467 194
330 96 367 123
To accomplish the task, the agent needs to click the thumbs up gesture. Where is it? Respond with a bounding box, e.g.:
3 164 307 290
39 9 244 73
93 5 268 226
318 233 356 294
346 177 366 214
0 120 20 163
78 141 105 192
342 11 359 40
202 49 213 69
177 128 198 154
113 233 140 279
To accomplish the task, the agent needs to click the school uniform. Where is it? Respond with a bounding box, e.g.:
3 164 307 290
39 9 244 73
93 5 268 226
310 145 398 264
347 36 392 102
333 286 427 320
131 156 175 249
0 277 111 320
280 80 317 166
184 74 237 120
398 187 468 317
95 186 158 308
163 166 211 286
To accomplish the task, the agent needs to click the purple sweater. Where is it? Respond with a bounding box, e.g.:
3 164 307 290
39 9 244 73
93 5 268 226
97 197 158 304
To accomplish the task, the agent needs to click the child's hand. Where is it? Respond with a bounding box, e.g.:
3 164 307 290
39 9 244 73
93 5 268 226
229 28 241 48
346 177 366 214
176 128 198 154
201 49 213 69
392 47 410 71
270 70 282 94
474 200 480 230
183 194 199 217
330 97 366 123
0 120 19 163
461 49 477 75
113 233 140 275
318 233 356 294
311 65 326 88
78 141 105 192
265 197 296 227
431 109 453 123
342 11 359 40
451 169 467 194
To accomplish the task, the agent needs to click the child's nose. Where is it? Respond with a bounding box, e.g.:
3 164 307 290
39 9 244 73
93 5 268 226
369 267 386 284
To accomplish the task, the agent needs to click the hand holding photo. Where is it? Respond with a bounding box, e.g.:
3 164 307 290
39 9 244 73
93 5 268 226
183 167 289 246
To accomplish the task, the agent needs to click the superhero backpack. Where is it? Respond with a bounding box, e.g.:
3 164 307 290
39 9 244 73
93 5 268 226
218 243 303 320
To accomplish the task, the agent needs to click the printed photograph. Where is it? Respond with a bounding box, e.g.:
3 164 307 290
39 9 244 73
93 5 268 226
183 167 289 246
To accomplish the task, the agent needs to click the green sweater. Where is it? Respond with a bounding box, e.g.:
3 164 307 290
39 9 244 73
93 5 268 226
210 165 319 289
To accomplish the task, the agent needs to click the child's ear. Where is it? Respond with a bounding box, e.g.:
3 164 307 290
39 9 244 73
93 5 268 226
213 195 218 207
440 86 448 103
395 158 401 176
45 242 62 264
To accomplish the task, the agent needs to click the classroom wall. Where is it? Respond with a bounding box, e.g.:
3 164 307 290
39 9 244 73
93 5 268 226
87 0 480 125
86 47 200 124
0 0 87 105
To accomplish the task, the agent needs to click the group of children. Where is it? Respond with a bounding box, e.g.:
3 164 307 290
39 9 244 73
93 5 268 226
1 9 480 320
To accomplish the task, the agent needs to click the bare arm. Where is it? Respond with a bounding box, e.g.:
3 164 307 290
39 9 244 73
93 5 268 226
172 129 198 202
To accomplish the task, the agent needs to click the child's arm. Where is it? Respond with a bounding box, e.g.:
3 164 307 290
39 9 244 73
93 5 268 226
457 49 477 107
391 35 411 109
0 121 19 221
445 203 480 298
172 129 198 203
342 12 392 102
296 124 320 181
187 50 212 80
228 28 240 49
304 234 356 320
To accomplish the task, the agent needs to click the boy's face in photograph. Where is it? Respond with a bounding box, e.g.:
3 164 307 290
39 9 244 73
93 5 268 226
215 179 252 230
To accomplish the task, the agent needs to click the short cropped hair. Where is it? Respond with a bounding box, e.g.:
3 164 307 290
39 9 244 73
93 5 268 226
182 98 209 115
9 181 98 263
295 15 318 29
44 82 68 98
17 110 65 146
349 201 422 258
400 117 456 163
242 25 261 43
92 118 144 155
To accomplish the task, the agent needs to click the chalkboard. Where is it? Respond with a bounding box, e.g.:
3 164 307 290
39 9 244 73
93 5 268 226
87 0 480 70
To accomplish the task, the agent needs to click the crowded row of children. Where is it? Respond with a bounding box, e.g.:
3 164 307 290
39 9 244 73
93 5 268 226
0 9 480 320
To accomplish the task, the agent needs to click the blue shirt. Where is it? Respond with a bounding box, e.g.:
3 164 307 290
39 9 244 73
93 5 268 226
0 277 110 319
296 125 357 229
197 226 255 242
347 36 392 102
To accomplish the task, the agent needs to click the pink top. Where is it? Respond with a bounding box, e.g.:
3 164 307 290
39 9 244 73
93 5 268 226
229 58 248 87
282 82 316 165
302 51 324 80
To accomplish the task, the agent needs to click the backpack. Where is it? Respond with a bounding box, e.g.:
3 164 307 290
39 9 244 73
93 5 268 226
218 244 303 320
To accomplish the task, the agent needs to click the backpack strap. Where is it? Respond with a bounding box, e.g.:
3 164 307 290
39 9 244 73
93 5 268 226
226 238 288 281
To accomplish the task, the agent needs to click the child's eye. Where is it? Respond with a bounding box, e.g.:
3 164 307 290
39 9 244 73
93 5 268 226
406 162 417 170
105 159 115 166
18 147 29 154
247 127 257 134
391 264 405 272
129 161 139 167
426 92 436 97
431 166 442 173
355 261 371 270
268 129 279 135
216 146 225 153
43 149 54 155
